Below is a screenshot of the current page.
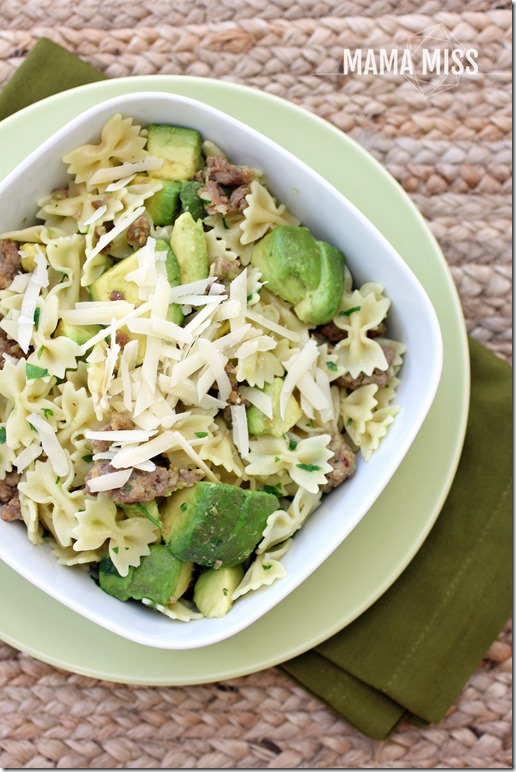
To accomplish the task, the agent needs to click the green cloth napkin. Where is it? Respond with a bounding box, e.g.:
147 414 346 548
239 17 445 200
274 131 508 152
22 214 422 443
0 38 512 740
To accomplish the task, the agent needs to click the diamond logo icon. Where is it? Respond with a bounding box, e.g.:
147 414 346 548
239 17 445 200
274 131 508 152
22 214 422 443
404 23 466 97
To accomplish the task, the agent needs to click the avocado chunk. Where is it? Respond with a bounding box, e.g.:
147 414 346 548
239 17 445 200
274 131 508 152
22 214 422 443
146 125 203 181
247 377 303 437
98 556 134 601
250 226 345 325
98 546 193 606
90 238 183 325
179 180 206 221
161 482 279 567
194 564 244 618
170 212 209 285
146 179 182 226
54 320 102 345
129 545 193 606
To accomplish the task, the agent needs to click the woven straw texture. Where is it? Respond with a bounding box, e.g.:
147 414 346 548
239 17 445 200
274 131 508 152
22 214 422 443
0 0 512 768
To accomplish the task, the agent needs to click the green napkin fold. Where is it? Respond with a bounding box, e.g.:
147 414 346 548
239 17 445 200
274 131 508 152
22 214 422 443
0 38 512 740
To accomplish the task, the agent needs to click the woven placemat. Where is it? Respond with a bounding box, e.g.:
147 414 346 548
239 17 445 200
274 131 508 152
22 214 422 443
0 1 512 768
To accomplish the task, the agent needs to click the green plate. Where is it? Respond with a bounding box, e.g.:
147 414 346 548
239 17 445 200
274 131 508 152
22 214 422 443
0 77 469 685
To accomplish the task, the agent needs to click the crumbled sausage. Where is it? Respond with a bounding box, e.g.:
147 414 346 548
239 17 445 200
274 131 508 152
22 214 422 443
229 185 250 213
0 491 22 522
85 461 204 504
0 471 22 522
91 413 135 454
318 321 347 343
198 180 229 217
115 330 130 349
222 362 250 425
0 239 22 290
0 470 20 502
209 256 242 285
0 327 24 367
320 434 356 493
206 156 254 187
198 156 254 216
126 216 151 248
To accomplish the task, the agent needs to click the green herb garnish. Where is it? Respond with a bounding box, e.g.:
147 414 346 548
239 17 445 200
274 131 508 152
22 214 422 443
26 363 49 380
0 427 6 444
288 440 298 451
339 306 361 316
326 361 338 371
261 484 283 497
194 432 208 438
33 307 40 330
296 463 321 472
134 502 161 529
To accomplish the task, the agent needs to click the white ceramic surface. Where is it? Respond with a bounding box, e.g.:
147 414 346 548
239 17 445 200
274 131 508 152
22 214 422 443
0 92 443 649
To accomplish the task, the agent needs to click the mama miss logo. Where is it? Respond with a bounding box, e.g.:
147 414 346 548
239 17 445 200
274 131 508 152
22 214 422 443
342 24 478 97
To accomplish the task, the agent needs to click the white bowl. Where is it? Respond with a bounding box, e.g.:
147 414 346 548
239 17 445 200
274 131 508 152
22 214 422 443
0 93 442 649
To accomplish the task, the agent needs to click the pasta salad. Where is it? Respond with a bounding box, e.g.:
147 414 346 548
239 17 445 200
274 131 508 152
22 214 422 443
0 114 405 620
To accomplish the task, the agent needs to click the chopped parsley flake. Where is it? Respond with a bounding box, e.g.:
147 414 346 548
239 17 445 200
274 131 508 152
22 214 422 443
36 345 45 359
134 503 161 529
33 307 40 330
55 476 61 485
263 564 272 571
42 408 53 418
223 587 228 596
26 363 49 380
0 427 6 444
339 306 362 316
326 361 338 371
180 503 188 511
261 484 283 497
296 463 321 472
81 454 93 463
194 432 208 438
288 440 298 451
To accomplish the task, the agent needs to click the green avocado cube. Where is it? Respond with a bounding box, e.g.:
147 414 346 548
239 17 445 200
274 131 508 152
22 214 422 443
89 238 183 330
98 556 134 601
170 212 209 285
194 564 244 618
98 546 193 606
146 179 182 226
179 180 206 221
251 225 345 325
147 125 203 181
129 545 194 606
54 320 102 345
161 482 279 567
247 378 303 438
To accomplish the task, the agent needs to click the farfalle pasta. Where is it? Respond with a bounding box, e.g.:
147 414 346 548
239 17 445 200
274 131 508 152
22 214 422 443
0 113 404 621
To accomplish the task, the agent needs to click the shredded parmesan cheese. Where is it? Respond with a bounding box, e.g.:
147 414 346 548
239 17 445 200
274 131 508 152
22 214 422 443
89 158 164 186
245 308 300 342
17 247 49 353
27 413 69 477
86 468 133 492
82 205 107 227
86 205 146 261
231 404 249 458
